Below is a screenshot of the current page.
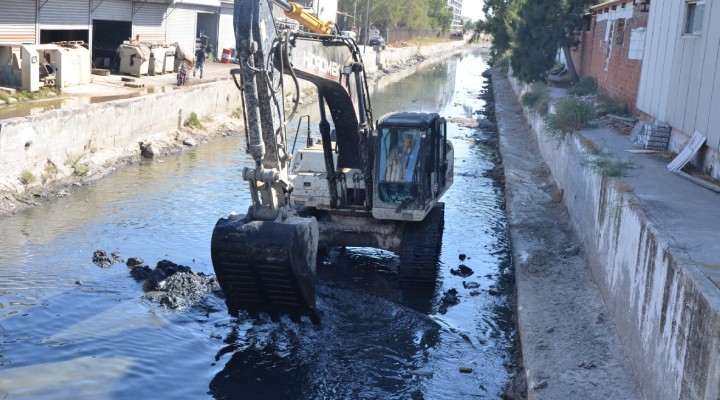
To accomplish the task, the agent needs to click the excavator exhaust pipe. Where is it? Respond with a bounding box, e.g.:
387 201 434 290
211 214 320 324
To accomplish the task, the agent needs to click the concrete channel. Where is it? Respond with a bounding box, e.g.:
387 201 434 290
496 66 720 399
7 38 711 398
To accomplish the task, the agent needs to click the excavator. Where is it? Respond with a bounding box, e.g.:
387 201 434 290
210 0 454 323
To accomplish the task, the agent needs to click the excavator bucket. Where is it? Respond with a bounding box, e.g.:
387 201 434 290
211 214 320 323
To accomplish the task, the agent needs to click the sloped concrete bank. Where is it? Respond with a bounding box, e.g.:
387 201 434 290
503 69 720 399
0 80 243 206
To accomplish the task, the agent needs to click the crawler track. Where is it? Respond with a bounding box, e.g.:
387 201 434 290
398 202 445 286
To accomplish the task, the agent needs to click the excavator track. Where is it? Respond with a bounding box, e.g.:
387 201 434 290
398 202 445 286
211 214 320 323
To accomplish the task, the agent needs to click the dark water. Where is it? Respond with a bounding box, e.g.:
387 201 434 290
0 48 514 399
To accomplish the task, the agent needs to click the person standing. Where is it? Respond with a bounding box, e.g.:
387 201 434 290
194 46 207 79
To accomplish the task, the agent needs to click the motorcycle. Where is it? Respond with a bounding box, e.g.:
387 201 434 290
177 62 190 86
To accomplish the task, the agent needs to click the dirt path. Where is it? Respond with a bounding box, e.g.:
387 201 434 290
493 68 641 399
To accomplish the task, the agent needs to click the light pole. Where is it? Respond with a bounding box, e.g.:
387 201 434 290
363 0 369 50
353 0 357 31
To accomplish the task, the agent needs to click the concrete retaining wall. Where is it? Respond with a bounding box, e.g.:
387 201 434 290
508 76 720 399
0 80 242 192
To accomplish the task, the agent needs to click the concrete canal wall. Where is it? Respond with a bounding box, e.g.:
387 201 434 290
0 81 243 193
507 75 720 399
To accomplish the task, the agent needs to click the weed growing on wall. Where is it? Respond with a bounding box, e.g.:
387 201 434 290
581 139 638 177
187 112 204 129
65 153 89 176
544 96 597 140
19 170 36 185
521 82 549 116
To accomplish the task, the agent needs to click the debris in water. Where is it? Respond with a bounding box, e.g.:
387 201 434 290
129 258 221 310
459 253 466 261
126 257 144 268
438 288 460 314
450 264 474 277
92 249 123 268
463 281 480 289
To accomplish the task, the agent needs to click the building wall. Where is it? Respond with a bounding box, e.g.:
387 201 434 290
571 1 647 114
637 0 720 179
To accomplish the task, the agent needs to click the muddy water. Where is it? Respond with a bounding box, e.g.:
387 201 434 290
0 49 513 399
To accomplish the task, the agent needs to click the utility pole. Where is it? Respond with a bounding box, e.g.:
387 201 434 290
353 0 357 31
363 0 369 50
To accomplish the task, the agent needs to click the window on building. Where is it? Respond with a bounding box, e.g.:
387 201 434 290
684 1 705 35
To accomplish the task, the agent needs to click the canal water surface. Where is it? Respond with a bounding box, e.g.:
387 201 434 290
0 48 514 399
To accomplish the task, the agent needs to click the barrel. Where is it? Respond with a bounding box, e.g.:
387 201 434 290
221 48 232 64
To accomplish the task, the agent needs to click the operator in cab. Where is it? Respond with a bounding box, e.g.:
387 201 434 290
385 131 420 182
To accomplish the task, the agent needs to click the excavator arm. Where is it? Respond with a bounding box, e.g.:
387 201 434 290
211 0 374 323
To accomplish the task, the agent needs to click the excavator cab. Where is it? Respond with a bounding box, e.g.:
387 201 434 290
372 112 454 222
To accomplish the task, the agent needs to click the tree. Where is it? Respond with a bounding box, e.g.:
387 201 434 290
510 0 562 82
427 0 453 32
511 0 598 83
479 0 519 59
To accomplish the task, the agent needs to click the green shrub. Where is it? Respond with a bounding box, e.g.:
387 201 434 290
19 170 36 184
596 92 630 116
65 153 89 176
544 96 597 137
187 112 203 129
521 83 549 115
583 153 638 177
581 140 638 177
567 76 597 96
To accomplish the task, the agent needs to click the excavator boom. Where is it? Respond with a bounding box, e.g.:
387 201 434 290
211 0 374 322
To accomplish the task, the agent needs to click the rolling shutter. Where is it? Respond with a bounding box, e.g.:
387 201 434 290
165 5 196 50
92 0 132 22
132 2 167 43
0 0 37 44
39 0 90 29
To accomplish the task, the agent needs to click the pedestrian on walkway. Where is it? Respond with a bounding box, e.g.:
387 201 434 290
194 46 207 79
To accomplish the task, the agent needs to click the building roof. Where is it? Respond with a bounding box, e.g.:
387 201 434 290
591 0 639 12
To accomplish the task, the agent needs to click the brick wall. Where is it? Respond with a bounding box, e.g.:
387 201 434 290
570 2 648 115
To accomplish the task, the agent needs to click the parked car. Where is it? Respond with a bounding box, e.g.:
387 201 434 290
368 36 385 46
341 31 357 39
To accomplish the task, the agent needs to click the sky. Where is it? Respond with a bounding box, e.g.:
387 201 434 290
462 1 484 21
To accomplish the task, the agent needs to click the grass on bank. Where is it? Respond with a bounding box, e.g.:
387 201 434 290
187 112 204 129
580 138 638 177
544 96 597 139
521 83 549 116
65 153 89 176
19 170 36 185
0 88 61 104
